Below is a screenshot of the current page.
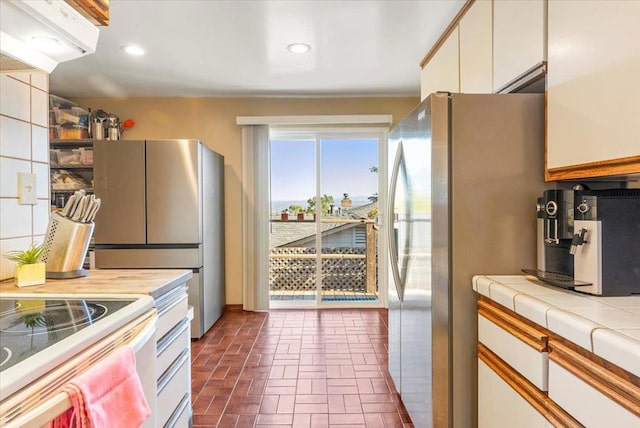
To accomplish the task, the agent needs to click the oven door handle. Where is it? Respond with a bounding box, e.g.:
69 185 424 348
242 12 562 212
2 311 158 428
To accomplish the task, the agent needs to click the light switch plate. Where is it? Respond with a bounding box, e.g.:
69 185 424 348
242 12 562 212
18 172 37 205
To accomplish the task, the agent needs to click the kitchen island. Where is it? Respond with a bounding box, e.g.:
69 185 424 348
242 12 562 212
0 268 194 428
473 275 640 427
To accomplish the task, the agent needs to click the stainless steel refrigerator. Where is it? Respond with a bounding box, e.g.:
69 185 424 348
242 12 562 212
388 93 546 427
93 139 225 339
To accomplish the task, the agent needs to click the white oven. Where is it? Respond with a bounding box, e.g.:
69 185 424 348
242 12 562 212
0 293 157 428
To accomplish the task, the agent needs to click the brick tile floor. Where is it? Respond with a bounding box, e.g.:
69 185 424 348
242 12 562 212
191 309 413 428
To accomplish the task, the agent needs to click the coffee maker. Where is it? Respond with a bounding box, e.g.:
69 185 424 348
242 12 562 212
528 188 640 296
571 189 640 296
537 189 575 278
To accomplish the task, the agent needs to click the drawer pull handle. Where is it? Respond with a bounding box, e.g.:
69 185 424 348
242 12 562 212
157 349 189 393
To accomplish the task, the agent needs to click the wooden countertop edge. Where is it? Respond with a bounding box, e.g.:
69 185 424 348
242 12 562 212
0 269 193 300
144 270 193 299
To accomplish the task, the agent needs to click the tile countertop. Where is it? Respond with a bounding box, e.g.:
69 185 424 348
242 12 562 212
0 269 193 300
473 275 640 378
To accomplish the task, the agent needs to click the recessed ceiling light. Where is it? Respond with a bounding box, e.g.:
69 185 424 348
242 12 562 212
31 36 63 54
121 45 146 56
287 43 311 54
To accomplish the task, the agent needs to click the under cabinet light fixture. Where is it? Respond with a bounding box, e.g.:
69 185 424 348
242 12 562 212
121 45 146 56
287 43 311 54
31 36 63 54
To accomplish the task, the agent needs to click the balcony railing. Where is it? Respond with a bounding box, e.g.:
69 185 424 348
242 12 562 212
269 220 378 299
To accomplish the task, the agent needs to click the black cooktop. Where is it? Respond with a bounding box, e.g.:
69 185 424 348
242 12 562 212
0 298 133 373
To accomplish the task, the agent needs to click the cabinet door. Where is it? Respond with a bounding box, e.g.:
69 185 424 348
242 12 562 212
546 1 640 179
478 360 550 428
459 0 492 93
493 0 545 92
421 28 459 100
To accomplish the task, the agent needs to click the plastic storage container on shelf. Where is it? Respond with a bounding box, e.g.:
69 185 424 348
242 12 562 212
49 94 89 139
51 125 89 140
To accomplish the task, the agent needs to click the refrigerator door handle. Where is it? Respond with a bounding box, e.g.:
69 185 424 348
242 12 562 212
388 142 410 303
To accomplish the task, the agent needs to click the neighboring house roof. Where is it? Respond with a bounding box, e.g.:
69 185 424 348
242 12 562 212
270 201 377 248
343 201 377 220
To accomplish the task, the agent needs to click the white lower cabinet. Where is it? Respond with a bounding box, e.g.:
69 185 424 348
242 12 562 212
154 286 192 427
157 351 190 427
475 279 640 428
477 297 582 427
479 360 549 428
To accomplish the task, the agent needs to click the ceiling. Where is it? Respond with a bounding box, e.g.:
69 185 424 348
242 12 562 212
49 0 465 98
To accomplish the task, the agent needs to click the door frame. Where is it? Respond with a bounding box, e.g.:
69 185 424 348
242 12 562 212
268 126 389 309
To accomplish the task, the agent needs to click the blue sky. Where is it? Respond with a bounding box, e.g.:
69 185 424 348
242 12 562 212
270 137 378 204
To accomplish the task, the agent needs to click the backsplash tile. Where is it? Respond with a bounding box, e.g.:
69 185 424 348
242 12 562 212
31 87 48 127
0 198 32 239
33 200 50 236
32 162 49 199
0 71 49 281
31 72 48 91
0 75 30 121
6 72 30 84
0 237 32 279
0 158 31 198
0 116 30 160
32 125 49 163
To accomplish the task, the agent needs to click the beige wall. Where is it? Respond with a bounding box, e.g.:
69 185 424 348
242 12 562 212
0 72 50 280
70 96 419 304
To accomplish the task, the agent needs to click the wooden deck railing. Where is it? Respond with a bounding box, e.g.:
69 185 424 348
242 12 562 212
269 221 377 294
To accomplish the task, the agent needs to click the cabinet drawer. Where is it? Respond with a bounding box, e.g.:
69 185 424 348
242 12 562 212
478 315 548 391
479 359 549 428
157 350 190 427
479 344 581 428
157 319 190 379
478 299 549 391
164 394 191 428
549 361 639 427
156 293 188 340
549 341 640 427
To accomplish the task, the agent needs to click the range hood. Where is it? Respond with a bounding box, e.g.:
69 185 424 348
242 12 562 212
0 0 99 73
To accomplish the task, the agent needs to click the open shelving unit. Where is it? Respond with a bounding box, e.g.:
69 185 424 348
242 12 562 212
50 139 96 208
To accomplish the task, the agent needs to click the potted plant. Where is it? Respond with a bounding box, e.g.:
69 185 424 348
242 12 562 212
3 242 46 287
280 209 289 221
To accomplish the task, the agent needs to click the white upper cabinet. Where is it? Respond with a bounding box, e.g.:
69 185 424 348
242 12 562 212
459 0 493 93
421 28 460 100
493 0 546 92
546 0 640 179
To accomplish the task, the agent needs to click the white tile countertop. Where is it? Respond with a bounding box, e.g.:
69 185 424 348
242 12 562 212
473 275 640 377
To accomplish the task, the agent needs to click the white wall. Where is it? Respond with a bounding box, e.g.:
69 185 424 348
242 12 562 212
0 72 50 280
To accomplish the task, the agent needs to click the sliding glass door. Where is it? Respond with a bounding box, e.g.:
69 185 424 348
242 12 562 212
269 129 386 308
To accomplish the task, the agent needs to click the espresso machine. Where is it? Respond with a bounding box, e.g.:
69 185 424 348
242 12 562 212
537 189 576 278
527 188 640 296
571 189 640 296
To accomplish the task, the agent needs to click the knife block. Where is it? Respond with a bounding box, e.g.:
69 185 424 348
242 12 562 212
42 212 95 279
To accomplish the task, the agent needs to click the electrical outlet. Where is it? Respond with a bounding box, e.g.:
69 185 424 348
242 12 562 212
18 172 37 205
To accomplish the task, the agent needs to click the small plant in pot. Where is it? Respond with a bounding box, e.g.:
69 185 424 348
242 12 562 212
3 242 46 287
